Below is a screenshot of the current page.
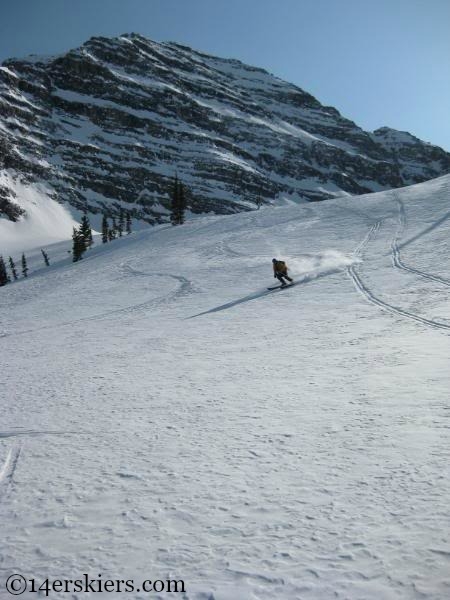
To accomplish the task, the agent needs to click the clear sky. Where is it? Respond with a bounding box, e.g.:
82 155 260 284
1 0 449 150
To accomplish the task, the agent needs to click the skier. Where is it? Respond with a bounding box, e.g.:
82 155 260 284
272 258 293 287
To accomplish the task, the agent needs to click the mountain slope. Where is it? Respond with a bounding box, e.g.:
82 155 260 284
1 33 449 230
1 175 450 599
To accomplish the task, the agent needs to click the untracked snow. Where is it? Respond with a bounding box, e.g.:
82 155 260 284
0 171 77 254
1 175 450 599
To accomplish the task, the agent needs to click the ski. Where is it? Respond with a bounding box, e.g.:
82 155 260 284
267 283 294 291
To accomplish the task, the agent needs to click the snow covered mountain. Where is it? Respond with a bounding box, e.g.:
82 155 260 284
1 174 450 599
1 33 449 231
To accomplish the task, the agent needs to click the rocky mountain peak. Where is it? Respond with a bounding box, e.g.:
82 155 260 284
1 34 449 226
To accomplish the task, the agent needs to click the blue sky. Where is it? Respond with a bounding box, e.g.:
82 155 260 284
1 0 449 150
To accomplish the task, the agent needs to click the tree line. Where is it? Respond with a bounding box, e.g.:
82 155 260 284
1 175 189 286
73 207 133 262
0 252 31 286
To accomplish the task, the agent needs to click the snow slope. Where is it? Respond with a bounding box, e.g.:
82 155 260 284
1 175 450 599
0 171 78 254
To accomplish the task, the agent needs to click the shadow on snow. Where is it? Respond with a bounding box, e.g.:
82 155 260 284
187 267 343 319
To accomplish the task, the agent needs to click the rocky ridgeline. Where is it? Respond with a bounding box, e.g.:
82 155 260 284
0 33 449 223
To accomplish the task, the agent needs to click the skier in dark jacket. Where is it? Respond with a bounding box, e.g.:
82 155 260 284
272 258 293 287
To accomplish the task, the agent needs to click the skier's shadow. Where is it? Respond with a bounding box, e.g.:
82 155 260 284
186 267 344 319
186 282 298 319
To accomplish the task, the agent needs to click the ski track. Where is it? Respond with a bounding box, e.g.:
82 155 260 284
118 263 196 299
198 235 243 261
0 430 75 439
353 220 383 257
216 238 244 258
396 180 450 250
190 220 383 319
347 205 450 333
398 207 450 250
0 443 21 498
0 265 196 340
348 264 450 332
392 195 450 288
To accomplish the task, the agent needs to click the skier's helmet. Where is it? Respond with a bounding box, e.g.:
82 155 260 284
272 258 277 263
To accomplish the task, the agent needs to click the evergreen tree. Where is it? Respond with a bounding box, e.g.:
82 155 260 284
41 249 50 266
79 213 93 248
118 208 124 237
108 227 116 242
8 257 18 280
112 216 117 237
178 181 186 225
102 214 109 244
126 211 132 235
21 253 28 278
72 227 79 262
0 256 10 286
170 175 180 226
72 227 86 262
170 176 187 226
